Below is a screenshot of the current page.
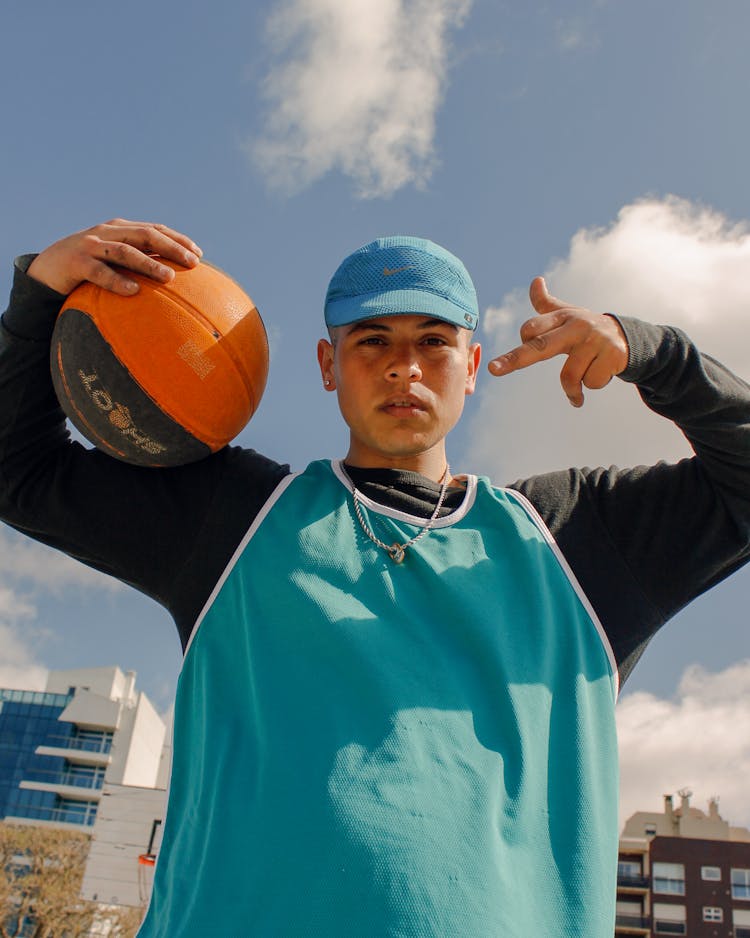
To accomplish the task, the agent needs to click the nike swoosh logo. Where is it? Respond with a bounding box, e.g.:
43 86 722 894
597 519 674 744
383 265 415 276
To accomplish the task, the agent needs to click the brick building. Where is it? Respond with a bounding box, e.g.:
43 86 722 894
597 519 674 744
616 792 750 937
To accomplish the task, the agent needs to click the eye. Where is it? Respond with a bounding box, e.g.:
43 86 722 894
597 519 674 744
421 335 449 346
357 335 387 346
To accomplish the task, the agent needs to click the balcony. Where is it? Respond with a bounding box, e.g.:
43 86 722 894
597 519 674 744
615 913 650 934
617 873 650 890
6 801 98 828
35 744 111 768
20 780 103 802
47 729 113 752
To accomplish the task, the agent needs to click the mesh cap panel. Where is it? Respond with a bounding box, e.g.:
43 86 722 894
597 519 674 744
324 236 478 331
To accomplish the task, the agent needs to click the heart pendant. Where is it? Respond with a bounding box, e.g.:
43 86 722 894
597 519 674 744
389 544 406 564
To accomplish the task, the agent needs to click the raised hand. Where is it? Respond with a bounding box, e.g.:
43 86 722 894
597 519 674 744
487 277 629 407
27 218 203 297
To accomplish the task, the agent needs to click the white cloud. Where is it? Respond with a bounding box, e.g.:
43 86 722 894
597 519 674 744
0 526 122 690
0 591 48 691
252 0 472 198
0 527 122 593
618 661 750 829
556 20 598 53
469 196 750 481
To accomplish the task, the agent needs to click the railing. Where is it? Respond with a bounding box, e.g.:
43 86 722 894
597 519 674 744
46 734 113 754
9 804 97 826
23 768 104 790
617 873 650 888
615 913 650 929
58 771 104 789
0 688 72 708
653 921 686 935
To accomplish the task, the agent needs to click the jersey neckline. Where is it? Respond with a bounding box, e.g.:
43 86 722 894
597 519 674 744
330 458 478 528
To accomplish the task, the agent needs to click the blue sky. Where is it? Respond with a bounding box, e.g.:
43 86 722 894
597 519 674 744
1 0 749 825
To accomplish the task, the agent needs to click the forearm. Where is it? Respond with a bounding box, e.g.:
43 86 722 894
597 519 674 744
0 256 71 511
617 316 750 515
518 320 750 685
0 258 291 647
0 256 185 598
0 259 214 623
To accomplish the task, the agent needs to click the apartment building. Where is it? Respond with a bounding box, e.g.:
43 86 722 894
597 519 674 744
616 792 750 937
0 666 164 832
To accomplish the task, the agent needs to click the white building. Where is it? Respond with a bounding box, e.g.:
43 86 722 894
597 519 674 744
1 666 165 831
0 665 168 910
81 708 171 908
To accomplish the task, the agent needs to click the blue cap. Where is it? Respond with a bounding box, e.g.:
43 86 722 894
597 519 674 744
324 236 478 331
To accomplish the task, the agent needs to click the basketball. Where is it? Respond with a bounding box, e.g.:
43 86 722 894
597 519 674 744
50 259 269 467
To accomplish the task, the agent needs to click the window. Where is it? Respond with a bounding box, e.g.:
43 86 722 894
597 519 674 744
732 868 750 900
702 865 721 881
654 921 686 935
616 900 642 915
645 823 657 836
653 862 686 895
618 859 645 885
56 797 98 826
703 906 723 922
653 903 687 935
60 763 105 789
49 727 114 754
616 899 646 929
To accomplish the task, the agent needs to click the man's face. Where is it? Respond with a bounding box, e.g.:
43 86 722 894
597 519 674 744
317 314 481 468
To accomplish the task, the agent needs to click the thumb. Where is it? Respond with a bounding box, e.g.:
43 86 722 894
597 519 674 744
529 276 567 315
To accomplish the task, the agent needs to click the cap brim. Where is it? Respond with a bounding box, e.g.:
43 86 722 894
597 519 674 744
325 288 477 331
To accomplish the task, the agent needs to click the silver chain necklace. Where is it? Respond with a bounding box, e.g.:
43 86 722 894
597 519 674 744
351 465 451 564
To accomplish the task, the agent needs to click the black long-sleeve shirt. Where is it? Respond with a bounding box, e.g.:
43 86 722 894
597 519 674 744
1 256 749 687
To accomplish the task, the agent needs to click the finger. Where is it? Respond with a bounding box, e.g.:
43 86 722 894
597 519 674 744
87 238 178 284
559 351 594 407
560 347 621 407
127 221 203 258
488 321 579 375
518 310 569 344
97 220 202 267
581 355 618 391
102 218 203 256
79 257 143 296
529 276 572 316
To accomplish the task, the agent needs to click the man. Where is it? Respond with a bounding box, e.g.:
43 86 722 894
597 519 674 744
1 219 748 936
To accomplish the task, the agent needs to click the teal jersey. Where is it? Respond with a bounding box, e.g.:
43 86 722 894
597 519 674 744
138 460 619 937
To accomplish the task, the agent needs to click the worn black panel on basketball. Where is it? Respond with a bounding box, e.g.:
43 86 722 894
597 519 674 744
50 308 211 467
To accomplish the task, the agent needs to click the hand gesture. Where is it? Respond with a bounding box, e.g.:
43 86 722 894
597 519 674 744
487 277 630 407
26 218 203 297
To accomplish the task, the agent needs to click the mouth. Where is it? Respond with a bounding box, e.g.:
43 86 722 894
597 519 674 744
380 396 428 418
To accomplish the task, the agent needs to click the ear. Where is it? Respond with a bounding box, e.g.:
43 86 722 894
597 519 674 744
465 342 481 396
317 338 336 391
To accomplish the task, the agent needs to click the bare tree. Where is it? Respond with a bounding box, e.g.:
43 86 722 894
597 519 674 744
0 823 142 938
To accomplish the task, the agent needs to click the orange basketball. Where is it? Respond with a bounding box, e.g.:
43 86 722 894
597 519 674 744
50 259 269 467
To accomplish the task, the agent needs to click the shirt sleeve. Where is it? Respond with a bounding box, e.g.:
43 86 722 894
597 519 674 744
0 257 290 650
513 316 750 686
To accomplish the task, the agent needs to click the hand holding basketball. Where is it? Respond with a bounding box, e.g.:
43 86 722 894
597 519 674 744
37 220 269 468
487 278 629 407
27 219 203 296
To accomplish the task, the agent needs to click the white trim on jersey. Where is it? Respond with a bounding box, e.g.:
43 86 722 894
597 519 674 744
502 486 620 699
331 458 478 528
183 471 299 660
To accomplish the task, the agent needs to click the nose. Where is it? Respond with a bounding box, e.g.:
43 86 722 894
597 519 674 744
386 346 422 382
